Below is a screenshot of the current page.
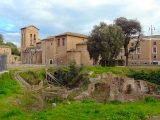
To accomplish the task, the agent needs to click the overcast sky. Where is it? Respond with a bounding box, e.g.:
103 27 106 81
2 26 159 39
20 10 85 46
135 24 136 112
0 0 160 47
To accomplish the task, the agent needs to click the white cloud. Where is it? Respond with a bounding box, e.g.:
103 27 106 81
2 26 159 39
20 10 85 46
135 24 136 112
1 0 160 45
5 32 20 36
12 42 20 47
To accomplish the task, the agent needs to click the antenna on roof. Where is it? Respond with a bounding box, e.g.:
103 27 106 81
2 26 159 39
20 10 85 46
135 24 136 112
149 25 155 37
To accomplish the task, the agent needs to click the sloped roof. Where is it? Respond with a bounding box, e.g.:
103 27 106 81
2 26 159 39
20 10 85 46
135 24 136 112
20 25 39 30
0 45 11 48
41 36 55 41
55 32 87 38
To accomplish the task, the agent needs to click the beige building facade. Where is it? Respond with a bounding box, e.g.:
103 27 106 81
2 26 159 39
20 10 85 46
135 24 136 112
21 25 160 66
20 25 93 66
118 35 160 65
21 25 42 64
55 32 92 65
0 45 12 64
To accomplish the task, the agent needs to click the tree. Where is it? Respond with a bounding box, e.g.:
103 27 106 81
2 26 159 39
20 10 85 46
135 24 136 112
0 34 4 44
87 22 124 66
114 17 143 66
6 42 20 56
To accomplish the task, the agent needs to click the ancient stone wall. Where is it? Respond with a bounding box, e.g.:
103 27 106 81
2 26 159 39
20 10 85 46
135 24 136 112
74 72 160 102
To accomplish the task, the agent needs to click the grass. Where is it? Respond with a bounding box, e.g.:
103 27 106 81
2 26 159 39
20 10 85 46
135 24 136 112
83 66 160 76
18 68 46 85
0 73 21 97
1 66 160 119
1 98 159 120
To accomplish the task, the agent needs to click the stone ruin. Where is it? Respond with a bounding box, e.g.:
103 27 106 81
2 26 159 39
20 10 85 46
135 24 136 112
14 71 160 102
74 72 160 102
42 86 81 101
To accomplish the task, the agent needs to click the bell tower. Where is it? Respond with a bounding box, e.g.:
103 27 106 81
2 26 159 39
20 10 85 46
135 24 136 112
20 25 39 64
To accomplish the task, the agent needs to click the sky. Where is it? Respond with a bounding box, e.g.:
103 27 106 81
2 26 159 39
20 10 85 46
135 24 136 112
0 0 160 47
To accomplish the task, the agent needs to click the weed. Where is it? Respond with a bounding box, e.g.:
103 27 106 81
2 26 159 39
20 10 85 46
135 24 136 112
2 109 22 118
81 99 95 103
144 96 157 103
109 100 122 105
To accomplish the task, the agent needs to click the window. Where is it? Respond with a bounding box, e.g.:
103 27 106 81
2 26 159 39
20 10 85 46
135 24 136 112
137 55 140 60
131 43 134 46
153 55 156 60
24 34 25 39
24 34 25 45
50 43 53 49
136 47 141 54
49 59 53 64
22 34 23 46
152 61 158 65
131 55 134 59
58 39 60 46
153 47 157 54
130 47 134 54
34 34 36 41
120 56 122 59
153 42 156 45
62 38 65 46
30 34 32 45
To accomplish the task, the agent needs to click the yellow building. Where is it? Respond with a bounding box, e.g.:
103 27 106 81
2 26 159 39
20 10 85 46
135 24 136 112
0 45 12 64
41 36 56 64
117 35 160 65
55 32 92 65
20 25 93 65
21 25 160 66
20 25 42 64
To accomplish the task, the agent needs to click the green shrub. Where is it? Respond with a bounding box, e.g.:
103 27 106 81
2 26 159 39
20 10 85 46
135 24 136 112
126 69 160 85
144 96 157 103
109 100 122 105
81 99 95 103
54 59 85 87
2 109 22 118
19 69 46 85
117 59 125 66
100 59 118 67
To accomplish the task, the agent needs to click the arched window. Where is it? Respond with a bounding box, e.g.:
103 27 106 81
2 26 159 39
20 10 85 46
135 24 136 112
50 43 53 49
49 59 53 64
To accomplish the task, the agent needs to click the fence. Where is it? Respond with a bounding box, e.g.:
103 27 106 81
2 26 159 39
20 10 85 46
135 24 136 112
0 54 7 71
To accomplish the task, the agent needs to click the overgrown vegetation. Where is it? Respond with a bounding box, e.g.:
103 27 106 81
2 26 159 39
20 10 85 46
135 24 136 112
0 73 20 97
1 67 160 119
126 69 160 85
19 69 46 85
53 59 86 88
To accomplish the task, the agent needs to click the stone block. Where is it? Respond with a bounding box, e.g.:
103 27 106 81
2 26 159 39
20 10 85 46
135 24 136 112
101 73 108 79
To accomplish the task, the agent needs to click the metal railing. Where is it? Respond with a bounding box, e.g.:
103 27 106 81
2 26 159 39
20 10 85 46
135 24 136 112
0 54 7 71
